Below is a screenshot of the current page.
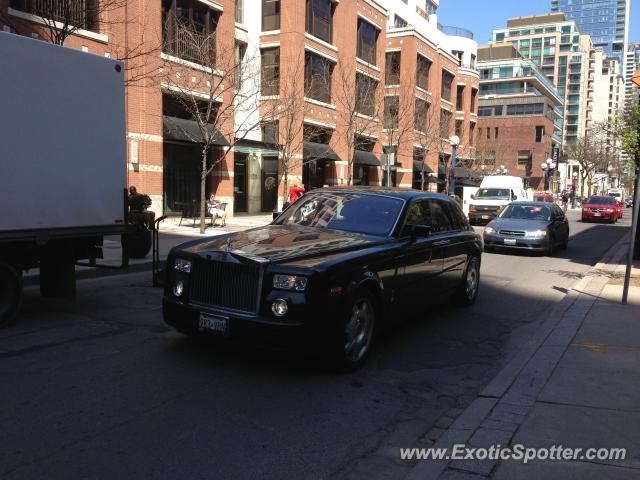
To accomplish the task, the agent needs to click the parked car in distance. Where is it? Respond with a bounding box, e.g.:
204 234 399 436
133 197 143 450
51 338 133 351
625 197 634 208
614 200 624 219
163 188 483 371
483 202 569 256
582 196 619 223
533 192 555 203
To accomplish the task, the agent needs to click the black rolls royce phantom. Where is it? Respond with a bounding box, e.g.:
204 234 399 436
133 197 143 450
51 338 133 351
163 187 483 370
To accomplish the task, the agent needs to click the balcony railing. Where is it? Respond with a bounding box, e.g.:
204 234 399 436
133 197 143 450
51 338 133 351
10 0 99 31
163 15 216 66
437 24 474 40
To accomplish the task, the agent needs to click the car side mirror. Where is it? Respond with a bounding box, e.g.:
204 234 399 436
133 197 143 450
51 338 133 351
411 225 432 238
470 194 475 200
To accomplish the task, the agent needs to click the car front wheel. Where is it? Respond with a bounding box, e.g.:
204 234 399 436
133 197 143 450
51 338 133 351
330 290 376 372
454 256 480 307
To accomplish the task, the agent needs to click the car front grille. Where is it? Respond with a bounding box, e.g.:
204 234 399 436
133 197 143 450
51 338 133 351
589 208 609 213
499 230 526 237
190 259 261 313
476 206 499 213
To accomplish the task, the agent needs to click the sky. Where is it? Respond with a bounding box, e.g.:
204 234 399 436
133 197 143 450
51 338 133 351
437 0 640 45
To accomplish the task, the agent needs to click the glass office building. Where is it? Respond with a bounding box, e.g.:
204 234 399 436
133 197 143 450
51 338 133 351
551 0 629 65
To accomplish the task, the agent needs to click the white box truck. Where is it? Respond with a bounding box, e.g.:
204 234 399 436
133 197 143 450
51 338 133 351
0 32 144 325
467 176 531 225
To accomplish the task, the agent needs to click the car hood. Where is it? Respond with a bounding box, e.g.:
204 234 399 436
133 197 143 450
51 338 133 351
176 224 388 264
487 218 549 232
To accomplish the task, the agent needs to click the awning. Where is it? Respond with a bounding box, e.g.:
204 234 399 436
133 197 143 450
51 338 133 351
163 115 229 146
303 141 341 162
413 160 434 173
354 150 381 166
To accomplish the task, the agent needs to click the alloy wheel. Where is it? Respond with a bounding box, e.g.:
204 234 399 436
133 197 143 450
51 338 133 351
344 297 374 363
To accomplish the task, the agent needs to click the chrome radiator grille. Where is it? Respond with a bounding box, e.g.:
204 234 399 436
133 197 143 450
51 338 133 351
190 259 261 313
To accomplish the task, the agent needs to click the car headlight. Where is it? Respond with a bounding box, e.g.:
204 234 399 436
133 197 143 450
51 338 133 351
273 274 308 291
469 206 477 213
174 258 192 273
485 226 496 234
527 229 548 238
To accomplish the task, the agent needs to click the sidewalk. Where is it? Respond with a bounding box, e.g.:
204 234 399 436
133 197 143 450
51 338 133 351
407 236 640 480
157 213 272 236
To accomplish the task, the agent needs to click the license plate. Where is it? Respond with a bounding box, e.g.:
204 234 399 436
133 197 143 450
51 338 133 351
594 213 601 217
504 238 517 246
482 215 490 220
198 313 228 335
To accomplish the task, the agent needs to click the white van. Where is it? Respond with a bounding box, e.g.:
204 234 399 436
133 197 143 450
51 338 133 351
468 176 531 225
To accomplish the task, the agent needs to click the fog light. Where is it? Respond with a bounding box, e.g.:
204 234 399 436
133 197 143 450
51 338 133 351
173 280 184 297
272 298 288 317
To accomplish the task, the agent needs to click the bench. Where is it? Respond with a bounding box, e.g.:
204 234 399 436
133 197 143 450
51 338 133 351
175 200 227 228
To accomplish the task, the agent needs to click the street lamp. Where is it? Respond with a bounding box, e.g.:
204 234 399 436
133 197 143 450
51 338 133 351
495 165 507 175
571 171 578 209
448 135 460 196
607 165 614 192
541 158 555 191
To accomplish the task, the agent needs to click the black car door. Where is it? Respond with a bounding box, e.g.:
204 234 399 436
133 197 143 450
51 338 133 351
428 199 467 291
395 199 444 309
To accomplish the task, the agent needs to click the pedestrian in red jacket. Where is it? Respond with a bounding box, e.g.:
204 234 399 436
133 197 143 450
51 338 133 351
288 184 305 204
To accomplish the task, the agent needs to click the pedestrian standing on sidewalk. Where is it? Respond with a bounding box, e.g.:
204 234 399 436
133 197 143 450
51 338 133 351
561 191 569 212
283 183 305 210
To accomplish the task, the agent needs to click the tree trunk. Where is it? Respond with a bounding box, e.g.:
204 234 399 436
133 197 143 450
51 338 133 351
282 157 289 211
199 148 209 235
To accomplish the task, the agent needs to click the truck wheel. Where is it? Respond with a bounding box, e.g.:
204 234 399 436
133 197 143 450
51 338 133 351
126 228 152 259
0 262 22 327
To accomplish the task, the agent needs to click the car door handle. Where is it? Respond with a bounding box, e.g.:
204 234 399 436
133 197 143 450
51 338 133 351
433 240 451 246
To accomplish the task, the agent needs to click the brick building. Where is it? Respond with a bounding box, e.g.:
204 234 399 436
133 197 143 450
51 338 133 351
1 0 478 216
476 44 563 190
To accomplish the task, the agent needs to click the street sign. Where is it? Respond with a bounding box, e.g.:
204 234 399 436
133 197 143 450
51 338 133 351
633 70 640 87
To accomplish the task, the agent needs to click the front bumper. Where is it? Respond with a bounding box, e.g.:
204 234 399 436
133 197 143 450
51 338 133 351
582 211 616 221
163 296 331 351
469 212 499 224
483 233 550 251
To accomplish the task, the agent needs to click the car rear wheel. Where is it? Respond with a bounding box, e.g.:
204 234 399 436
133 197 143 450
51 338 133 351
330 290 376 372
454 256 480 307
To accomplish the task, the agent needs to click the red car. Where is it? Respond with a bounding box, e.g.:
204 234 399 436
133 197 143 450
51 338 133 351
615 200 624 219
581 196 618 223
533 192 555 203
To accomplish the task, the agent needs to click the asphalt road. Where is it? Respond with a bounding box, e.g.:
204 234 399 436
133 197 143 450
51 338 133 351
0 211 632 480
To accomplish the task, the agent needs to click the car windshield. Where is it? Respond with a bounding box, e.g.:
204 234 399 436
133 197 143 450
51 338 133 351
274 192 404 236
476 188 511 200
534 195 545 202
587 197 614 205
499 204 551 221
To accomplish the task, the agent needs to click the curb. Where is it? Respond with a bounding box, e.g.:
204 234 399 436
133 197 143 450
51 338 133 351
405 232 631 480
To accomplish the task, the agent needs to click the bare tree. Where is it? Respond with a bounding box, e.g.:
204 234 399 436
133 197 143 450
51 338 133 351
567 130 608 197
160 19 271 233
414 100 446 190
331 56 383 186
382 80 417 187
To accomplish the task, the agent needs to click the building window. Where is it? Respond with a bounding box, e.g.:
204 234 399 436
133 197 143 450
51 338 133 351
456 85 465 111
471 89 478 111
535 125 544 142
469 122 475 146
306 0 333 43
517 150 531 165
305 52 333 103
486 127 490 139
440 109 452 138
441 70 454 102
393 14 407 28
262 0 280 30
385 51 401 85
470 54 476 69
384 96 399 129
11 0 100 31
416 55 431 90
357 19 377 65
455 119 462 137
495 127 499 139
235 0 243 24
506 103 544 116
262 121 279 144
415 98 429 132
355 73 377 117
162 0 219 65
235 41 247 89
261 47 280 96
